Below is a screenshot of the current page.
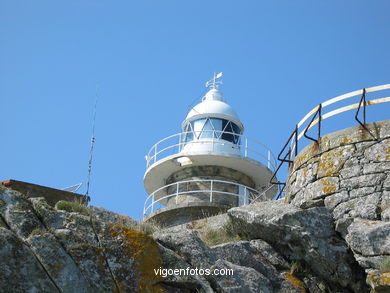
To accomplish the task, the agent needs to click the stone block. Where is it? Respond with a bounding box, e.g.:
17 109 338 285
339 165 362 179
384 174 390 190
317 145 355 178
363 162 390 174
349 187 376 199
333 193 380 220
324 191 349 210
340 173 386 190
364 138 390 162
305 177 339 199
287 163 317 197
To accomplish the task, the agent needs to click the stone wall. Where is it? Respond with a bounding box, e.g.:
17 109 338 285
285 119 390 274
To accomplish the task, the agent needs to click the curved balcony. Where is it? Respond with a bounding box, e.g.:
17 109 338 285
145 130 277 172
143 179 274 218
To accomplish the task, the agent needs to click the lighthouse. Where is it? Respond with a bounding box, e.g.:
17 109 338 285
143 73 277 227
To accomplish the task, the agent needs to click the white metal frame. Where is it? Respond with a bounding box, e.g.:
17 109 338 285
145 130 277 171
143 178 268 217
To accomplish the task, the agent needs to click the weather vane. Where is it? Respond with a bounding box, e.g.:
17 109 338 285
205 72 223 89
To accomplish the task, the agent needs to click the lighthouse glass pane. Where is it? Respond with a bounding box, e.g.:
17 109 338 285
232 123 241 144
192 119 206 139
222 121 235 143
200 119 214 138
184 131 193 143
232 123 241 134
183 124 193 143
210 118 222 138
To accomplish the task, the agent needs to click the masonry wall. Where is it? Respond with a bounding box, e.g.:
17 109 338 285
285 119 390 272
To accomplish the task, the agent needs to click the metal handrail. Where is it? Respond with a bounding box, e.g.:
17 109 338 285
143 178 269 217
145 130 277 171
271 83 390 198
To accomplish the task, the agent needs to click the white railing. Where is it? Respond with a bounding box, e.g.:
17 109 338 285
143 179 269 217
290 83 390 159
271 83 390 198
145 130 277 171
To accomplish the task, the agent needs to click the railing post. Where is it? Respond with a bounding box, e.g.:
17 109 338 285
318 104 322 141
176 182 179 204
267 150 271 169
151 193 155 213
244 138 248 157
179 133 182 152
210 180 213 202
244 187 248 205
212 131 214 152
294 125 298 156
154 144 157 164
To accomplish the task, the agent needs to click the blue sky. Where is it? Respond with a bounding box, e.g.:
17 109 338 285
1 1 389 220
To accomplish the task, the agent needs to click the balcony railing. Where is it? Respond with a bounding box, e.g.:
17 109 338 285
145 130 277 171
270 83 390 198
143 179 272 217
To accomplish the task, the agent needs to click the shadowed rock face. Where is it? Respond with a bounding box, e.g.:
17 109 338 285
0 187 164 293
228 201 367 292
0 183 386 292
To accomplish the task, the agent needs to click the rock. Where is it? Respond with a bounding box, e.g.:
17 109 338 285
335 217 354 239
340 174 386 190
291 177 339 208
317 144 355 178
324 191 349 210
0 188 44 239
158 244 214 293
210 259 273 293
364 138 390 162
0 227 59 292
287 162 317 197
332 193 380 220
384 175 390 190
211 241 279 281
367 271 390 293
30 197 99 246
154 229 216 268
26 232 92 292
228 201 366 292
339 165 361 179
52 228 120 292
363 162 390 174
346 219 390 256
88 206 138 227
353 255 387 271
249 239 289 270
349 187 376 199
211 240 299 292
382 208 390 221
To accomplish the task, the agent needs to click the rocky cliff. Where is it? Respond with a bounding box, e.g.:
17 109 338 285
1 120 390 293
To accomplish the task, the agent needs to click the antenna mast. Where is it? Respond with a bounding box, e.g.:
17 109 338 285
85 92 98 202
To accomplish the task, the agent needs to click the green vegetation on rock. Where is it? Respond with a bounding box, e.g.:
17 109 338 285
55 200 91 216
200 219 241 246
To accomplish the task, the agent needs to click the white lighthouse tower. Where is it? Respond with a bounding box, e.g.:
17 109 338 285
143 73 277 227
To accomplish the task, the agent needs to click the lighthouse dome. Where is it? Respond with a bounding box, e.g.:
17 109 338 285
182 88 244 131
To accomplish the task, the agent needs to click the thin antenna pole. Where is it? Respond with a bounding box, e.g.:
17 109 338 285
85 91 98 202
